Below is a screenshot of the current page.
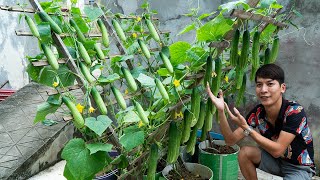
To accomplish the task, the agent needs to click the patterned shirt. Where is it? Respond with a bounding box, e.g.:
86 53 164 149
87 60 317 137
246 98 315 169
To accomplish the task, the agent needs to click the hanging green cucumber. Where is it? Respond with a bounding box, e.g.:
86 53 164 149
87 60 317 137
111 86 127 110
69 19 86 43
264 47 271 65
270 35 280 63
252 31 260 69
181 110 192 144
77 41 91 65
91 87 108 115
97 19 110 47
236 73 247 106
145 18 160 42
239 30 250 69
230 29 240 66
147 143 159 180
155 78 169 100
196 101 206 130
190 87 201 127
94 43 105 60
235 66 245 90
112 19 127 42
159 52 173 74
133 100 149 124
186 127 197 155
38 11 62 34
121 67 138 92
79 62 95 84
62 96 84 129
138 39 151 59
204 100 213 132
25 15 40 38
204 55 213 87
167 121 181 164
41 43 59 70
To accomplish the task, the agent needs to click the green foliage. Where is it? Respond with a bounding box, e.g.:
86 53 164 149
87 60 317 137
35 65 76 87
83 6 104 21
85 115 113 136
169 41 191 65
21 0 292 177
61 138 109 180
34 102 60 123
196 14 233 42
120 128 145 151
86 143 113 155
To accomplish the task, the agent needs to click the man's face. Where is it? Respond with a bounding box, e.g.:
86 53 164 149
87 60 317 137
255 77 286 107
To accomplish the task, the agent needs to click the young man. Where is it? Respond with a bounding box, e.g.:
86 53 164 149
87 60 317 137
206 64 315 179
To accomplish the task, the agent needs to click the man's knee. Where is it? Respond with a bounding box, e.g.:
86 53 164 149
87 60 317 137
238 146 261 164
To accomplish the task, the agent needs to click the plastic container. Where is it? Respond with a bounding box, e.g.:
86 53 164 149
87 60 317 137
162 162 213 180
198 140 239 180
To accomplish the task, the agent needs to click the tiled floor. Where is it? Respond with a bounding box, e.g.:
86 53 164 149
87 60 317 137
0 83 73 179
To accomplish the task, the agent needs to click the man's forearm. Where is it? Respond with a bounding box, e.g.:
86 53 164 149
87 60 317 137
217 109 238 145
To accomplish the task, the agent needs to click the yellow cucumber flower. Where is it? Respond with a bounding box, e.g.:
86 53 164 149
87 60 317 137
224 76 229 83
132 33 138 38
89 106 95 113
138 120 144 128
136 16 141 22
52 81 59 87
173 79 180 87
76 103 84 113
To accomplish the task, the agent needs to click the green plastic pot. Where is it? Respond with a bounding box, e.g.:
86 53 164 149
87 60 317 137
198 140 240 180
162 162 213 180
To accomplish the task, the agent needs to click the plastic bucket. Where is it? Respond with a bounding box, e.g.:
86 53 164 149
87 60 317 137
198 140 239 180
95 151 119 180
162 162 213 180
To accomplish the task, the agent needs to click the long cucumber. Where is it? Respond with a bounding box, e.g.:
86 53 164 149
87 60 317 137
111 86 127 110
159 52 173 74
147 143 159 180
41 43 59 70
121 67 138 92
181 110 192 144
112 19 127 42
239 30 250 69
270 35 280 63
230 29 240 66
190 87 201 127
167 121 181 164
77 41 91 65
133 100 149 124
204 55 213 87
38 11 62 34
145 19 160 42
91 87 108 115
97 19 110 47
138 39 151 59
62 96 84 129
252 31 260 69
94 43 105 60
70 19 86 43
155 78 169 100
25 15 40 38
79 62 95 84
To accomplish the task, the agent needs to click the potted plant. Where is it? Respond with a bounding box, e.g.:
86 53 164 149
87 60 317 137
21 0 291 179
198 140 240 180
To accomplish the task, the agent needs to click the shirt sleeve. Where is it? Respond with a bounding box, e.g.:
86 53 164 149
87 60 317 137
245 106 260 128
282 104 307 135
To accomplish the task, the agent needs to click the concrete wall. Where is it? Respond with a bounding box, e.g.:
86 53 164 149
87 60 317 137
0 0 319 173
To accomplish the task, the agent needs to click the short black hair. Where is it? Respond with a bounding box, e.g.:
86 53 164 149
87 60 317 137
255 64 285 84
